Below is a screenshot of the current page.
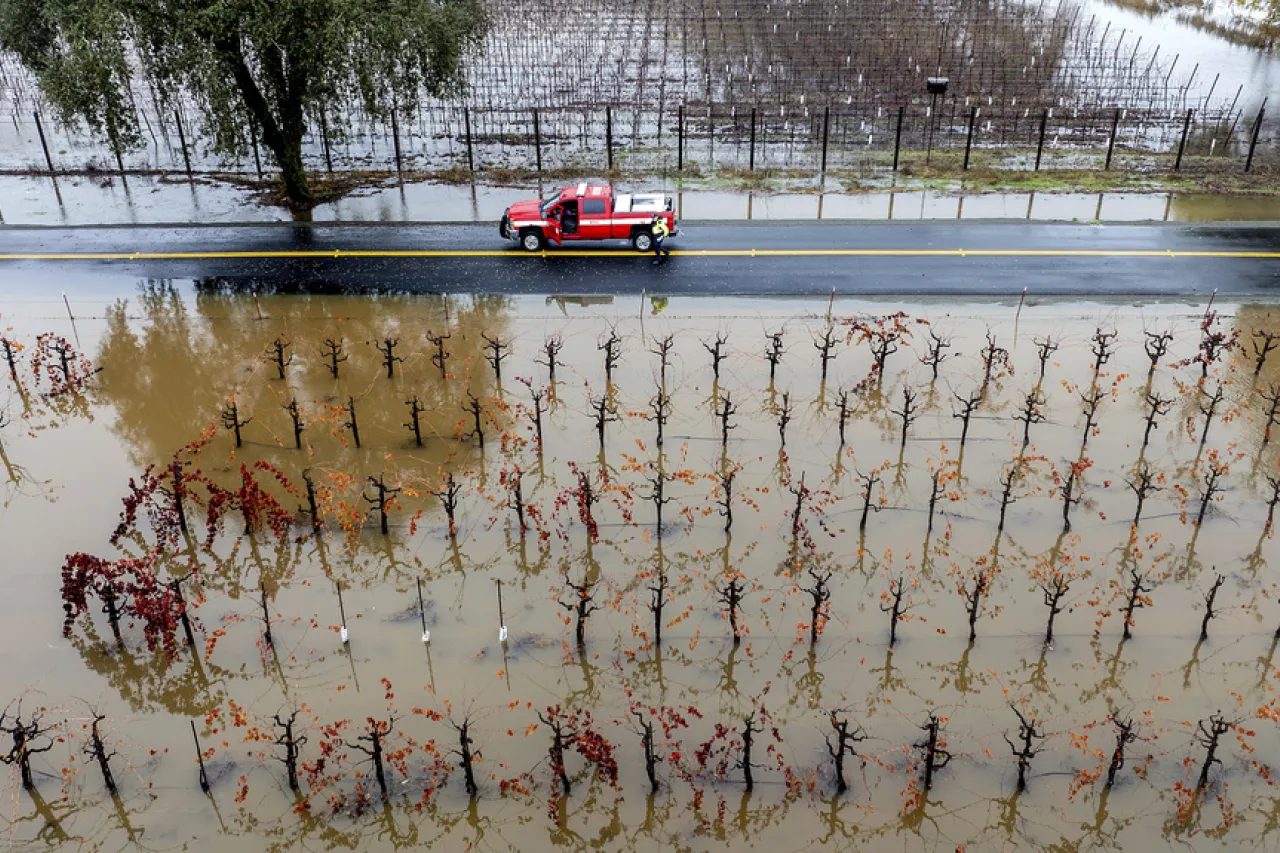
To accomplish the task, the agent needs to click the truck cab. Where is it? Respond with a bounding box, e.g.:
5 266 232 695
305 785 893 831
500 182 679 252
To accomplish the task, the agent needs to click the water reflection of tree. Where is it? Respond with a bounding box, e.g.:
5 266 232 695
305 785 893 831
96 281 509 478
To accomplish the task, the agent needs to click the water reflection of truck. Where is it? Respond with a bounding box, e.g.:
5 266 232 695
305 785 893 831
500 182 679 252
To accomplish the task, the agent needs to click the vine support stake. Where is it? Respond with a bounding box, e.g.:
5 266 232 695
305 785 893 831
417 578 430 643
336 582 349 644
496 578 507 642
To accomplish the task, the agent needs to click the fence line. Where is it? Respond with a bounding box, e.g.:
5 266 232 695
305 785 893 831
0 99 1271 181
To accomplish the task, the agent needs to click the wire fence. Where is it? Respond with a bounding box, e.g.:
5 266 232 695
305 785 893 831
0 0 1275 180
0 99 1270 180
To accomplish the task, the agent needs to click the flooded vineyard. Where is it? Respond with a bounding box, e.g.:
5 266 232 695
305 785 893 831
3 285 1280 851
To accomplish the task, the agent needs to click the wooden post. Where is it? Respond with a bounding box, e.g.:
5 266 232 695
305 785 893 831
32 110 55 174
749 106 757 171
606 106 613 170
390 102 403 177
677 104 684 172
417 578 430 643
892 106 905 172
1104 109 1120 171
820 105 831 174
250 120 263 179
174 108 192 179
320 112 333 173
533 108 543 174
963 106 977 170
463 107 474 173
1034 108 1048 171
191 721 210 794
1175 108 1193 172
1246 103 1266 173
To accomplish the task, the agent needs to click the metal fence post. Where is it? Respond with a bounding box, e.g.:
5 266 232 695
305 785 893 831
1174 108 1193 172
820 105 831 174
892 106 905 172
605 106 613 170
1034 108 1048 171
963 106 977 170
1104 109 1120 171
1246 103 1266 173
174 108 192 178
464 107 474 173
749 106 757 171
32 110 55 174
533 108 543 174
677 104 684 172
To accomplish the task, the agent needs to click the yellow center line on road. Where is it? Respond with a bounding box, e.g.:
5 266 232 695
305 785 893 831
1 248 1279 260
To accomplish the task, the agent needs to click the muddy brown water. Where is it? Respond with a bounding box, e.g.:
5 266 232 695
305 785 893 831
2 286 1279 851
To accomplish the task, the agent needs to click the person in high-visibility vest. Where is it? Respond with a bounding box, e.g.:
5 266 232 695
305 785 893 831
651 214 671 265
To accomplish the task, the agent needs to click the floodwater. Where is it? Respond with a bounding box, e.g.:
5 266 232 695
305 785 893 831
2 284 1280 852
5 173 1280 226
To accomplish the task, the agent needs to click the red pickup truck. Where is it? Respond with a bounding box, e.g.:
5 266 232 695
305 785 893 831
500 182 679 252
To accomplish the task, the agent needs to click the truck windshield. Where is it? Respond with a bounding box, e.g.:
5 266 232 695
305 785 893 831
539 194 563 217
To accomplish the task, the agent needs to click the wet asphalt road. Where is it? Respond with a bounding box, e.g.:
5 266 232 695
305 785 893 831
1 221 1279 297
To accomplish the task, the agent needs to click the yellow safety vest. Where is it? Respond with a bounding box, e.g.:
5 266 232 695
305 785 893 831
653 219 670 239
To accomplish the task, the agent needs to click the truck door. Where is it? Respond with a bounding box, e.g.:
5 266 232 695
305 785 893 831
545 206 563 245
579 197 610 240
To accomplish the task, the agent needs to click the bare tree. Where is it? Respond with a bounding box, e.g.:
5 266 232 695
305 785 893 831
429 473 462 539
588 392 619 449
538 334 564 384
921 329 953 382
449 715 480 797
83 710 118 795
814 324 839 383
272 708 307 792
914 712 951 794
374 337 404 379
1141 392 1172 451
1104 714 1138 791
321 337 348 378
464 392 486 450
1126 463 1160 530
1252 330 1280 378
427 331 451 379
835 388 852 446
1 703 56 790
559 571 600 649
364 475 401 535
716 392 738 448
266 337 293 380
1143 329 1173 385
776 391 794 447
404 397 425 447
856 467 882 534
717 574 746 644
221 399 251 447
891 386 919 449
650 334 676 387
1121 567 1153 640
481 333 509 383
284 399 305 449
1193 714 1231 792
881 575 914 647
348 717 395 800
952 389 981 453
703 332 729 382
716 467 736 532
1198 573 1226 642
826 712 867 795
765 331 784 383
649 387 672 447
1078 387 1106 452
1003 705 1046 793
1016 390 1046 448
1034 336 1059 385
801 568 832 645
1260 384 1280 449
599 328 622 386
1197 382 1225 449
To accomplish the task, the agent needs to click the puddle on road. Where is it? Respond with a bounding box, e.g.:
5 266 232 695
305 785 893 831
5 173 1280 227
2 286 1280 852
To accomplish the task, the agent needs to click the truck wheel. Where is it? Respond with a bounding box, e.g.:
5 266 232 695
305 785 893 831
520 229 544 252
632 230 654 252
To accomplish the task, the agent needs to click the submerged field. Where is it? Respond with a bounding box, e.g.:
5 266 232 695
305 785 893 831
2 286 1280 851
